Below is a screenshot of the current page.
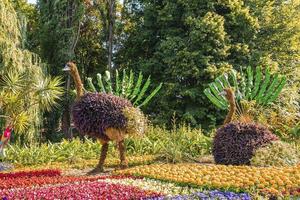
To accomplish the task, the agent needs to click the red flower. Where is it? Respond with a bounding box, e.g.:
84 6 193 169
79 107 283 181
0 169 61 179
0 180 162 199
0 174 138 189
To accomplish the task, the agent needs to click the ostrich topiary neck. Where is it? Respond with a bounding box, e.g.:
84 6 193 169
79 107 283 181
223 89 236 124
70 64 84 99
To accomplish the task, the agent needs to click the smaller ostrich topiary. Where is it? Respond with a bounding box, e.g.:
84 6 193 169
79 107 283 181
213 122 278 165
212 88 279 165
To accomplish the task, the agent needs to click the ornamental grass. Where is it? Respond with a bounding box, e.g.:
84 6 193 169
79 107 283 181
115 163 300 196
12 155 158 171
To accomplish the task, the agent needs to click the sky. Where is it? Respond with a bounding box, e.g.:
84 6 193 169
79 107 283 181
27 0 124 4
27 0 123 3
27 0 36 4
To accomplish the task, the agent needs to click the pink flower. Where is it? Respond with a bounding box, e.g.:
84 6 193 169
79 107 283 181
3 127 11 138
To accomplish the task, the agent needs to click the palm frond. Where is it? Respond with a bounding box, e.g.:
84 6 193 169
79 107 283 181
204 66 286 110
0 71 24 93
33 76 63 111
86 70 162 107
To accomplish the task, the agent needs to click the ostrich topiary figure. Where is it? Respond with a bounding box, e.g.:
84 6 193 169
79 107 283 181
63 62 140 173
221 88 236 125
212 88 278 165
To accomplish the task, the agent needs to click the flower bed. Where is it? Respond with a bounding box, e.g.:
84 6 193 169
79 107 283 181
0 169 251 199
0 173 137 190
0 162 13 171
115 163 300 197
0 170 160 199
0 181 162 199
146 190 251 200
0 169 61 179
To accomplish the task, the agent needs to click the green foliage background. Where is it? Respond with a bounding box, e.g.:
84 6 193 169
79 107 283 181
7 0 300 141
0 0 63 144
3 125 212 166
116 0 300 131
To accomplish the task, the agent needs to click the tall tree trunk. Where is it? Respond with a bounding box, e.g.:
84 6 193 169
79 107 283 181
62 0 81 139
108 0 115 72
62 75 72 139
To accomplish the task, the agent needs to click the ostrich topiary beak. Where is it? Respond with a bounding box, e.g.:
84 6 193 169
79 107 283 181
63 64 71 72
219 90 226 96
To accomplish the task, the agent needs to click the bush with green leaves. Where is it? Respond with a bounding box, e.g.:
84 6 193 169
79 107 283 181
0 0 63 143
3 125 212 166
86 69 162 107
156 126 212 163
204 66 286 110
250 141 299 167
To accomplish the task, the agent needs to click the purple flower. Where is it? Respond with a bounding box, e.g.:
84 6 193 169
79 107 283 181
145 190 251 200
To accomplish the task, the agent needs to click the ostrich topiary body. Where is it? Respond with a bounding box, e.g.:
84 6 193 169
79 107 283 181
213 122 279 165
72 93 132 141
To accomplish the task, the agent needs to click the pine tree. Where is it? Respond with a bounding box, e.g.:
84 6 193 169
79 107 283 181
38 0 85 138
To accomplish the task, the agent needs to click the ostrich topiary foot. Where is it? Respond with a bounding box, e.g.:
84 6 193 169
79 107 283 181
88 142 109 175
119 161 128 169
87 165 104 175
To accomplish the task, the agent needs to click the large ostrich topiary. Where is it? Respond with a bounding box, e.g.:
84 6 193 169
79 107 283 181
63 62 143 173
212 88 279 165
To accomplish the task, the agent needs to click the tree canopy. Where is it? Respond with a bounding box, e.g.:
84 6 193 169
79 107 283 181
0 0 62 143
116 0 300 129
6 0 299 138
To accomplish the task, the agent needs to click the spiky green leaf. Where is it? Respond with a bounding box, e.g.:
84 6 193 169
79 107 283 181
204 89 227 109
130 72 143 101
256 68 271 103
251 66 262 98
139 83 163 107
96 73 106 93
115 69 120 96
87 77 96 92
134 76 151 105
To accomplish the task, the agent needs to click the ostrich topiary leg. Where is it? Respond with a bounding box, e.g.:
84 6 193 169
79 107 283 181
88 142 109 174
97 142 109 170
118 140 128 169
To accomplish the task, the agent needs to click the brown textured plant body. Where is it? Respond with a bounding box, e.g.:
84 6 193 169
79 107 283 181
64 62 131 173
213 122 279 165
72 93 132 140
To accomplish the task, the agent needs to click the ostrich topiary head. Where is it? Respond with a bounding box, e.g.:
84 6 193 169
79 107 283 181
63 61 84 98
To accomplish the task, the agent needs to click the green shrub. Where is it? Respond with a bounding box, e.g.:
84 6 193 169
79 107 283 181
3 125 212 166
126 125 212 162
251 141 300 167
4 138 102 166
151 125 212 163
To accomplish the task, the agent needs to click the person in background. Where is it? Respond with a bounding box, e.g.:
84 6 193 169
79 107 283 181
0 126 12 158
